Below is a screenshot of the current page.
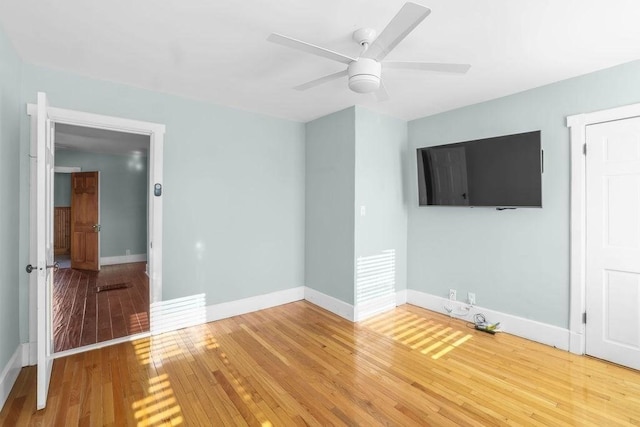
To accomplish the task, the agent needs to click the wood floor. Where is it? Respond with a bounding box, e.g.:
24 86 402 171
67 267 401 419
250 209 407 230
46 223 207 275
2 301 640 426
53 263 149 352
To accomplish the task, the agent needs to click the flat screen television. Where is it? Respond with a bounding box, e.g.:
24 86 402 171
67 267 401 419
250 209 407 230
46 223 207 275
417 131 542 208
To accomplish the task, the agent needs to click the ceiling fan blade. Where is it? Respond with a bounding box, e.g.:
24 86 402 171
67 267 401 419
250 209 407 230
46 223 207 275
268 33 355 65
384 61 471 74
362 2 431 62
374 81 389 102
293 70 348 91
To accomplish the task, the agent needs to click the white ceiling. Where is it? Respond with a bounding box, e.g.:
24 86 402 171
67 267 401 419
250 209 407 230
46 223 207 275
1 0 640 123
56 124 149 156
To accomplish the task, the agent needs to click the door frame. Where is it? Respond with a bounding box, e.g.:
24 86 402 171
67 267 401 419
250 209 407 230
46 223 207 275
567 101 640 355
27 103 165 361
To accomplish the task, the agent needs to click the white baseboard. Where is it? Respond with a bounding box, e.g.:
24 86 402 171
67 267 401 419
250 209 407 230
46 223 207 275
52 332 150 360
101 253 147 266
396 289 408 306
0 345 23 411
304 287 355 321
151 293 207 335
149 287 304 335
569 330 585 355
354 294 396 322
406 290 571 351
206 287 305 323
23 342 36 366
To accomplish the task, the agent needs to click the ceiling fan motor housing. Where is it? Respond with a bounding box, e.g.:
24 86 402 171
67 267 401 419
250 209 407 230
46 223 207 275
348 58 381 93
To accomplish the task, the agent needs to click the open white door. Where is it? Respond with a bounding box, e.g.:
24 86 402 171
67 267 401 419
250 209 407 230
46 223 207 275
35 92 56 409
26 99 164 381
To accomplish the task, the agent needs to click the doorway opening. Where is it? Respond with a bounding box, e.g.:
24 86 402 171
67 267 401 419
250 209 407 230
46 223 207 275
52 124 151 352
28 102 164 360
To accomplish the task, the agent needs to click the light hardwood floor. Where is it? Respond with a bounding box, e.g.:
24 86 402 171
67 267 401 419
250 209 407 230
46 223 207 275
2 301 640 426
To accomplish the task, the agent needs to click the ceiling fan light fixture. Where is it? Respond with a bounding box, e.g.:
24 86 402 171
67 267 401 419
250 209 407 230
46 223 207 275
267 3 469 99
348 58 381 93
349 75 380 93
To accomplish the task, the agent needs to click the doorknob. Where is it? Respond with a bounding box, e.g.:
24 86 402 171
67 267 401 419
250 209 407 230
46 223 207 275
93 224 101 232
26 262 59 273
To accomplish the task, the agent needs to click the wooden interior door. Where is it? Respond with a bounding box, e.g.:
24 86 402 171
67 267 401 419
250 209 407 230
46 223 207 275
71 171 100 271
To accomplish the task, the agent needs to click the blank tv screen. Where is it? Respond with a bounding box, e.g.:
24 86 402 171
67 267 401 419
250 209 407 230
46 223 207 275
417 131 542 207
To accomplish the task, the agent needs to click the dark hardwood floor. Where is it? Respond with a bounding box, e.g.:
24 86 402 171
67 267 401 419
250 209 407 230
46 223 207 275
53 262 149 352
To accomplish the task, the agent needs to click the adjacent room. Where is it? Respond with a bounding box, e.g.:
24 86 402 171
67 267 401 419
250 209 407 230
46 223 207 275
1 0 640 425
52 125 151 352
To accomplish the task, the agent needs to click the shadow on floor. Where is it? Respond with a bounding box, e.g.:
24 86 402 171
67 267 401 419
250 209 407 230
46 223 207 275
54 253 71 269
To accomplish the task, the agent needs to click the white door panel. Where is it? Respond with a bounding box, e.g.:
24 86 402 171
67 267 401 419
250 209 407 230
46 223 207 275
585 116 640 370
36 92 55 409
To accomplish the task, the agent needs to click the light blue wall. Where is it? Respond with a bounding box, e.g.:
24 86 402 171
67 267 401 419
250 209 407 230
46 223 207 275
305 106 409 306
0 26 22 376
55 150 148 257
54 172 71 206
354 107 408 293
18 63 306 337
407 60 640 328
305 108 356 304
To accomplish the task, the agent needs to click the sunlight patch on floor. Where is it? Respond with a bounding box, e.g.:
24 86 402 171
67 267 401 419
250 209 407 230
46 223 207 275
203 326 275 425
129 311 150 334
131 335 185 426
364 311 473 359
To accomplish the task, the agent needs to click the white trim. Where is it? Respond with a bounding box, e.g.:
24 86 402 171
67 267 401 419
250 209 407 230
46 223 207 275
395 289 408 306
406 290 571 351
23 342 36 366
51 332 151 360
0 346 23 411
101 253 147 266
567 115 587 355
354 294 396 322
27 104 165 135
53 166 81 173
304 287 355 321
206 287 305 323
567 103 640 128
150 294 207 335
148 130 163 304
28 115 38 367
566 102 640 355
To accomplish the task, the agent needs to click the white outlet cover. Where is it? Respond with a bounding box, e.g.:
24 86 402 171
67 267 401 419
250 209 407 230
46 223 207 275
468 292 476 304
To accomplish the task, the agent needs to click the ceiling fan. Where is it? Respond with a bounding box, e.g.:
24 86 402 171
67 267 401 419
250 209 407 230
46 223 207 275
267 2 470 100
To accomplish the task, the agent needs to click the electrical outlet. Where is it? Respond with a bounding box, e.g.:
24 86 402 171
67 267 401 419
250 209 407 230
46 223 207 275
449 289 456 301
468 292 476 305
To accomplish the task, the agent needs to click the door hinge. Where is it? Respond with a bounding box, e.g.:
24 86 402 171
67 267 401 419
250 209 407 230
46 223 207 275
583 143 587 155
582 312 587 324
